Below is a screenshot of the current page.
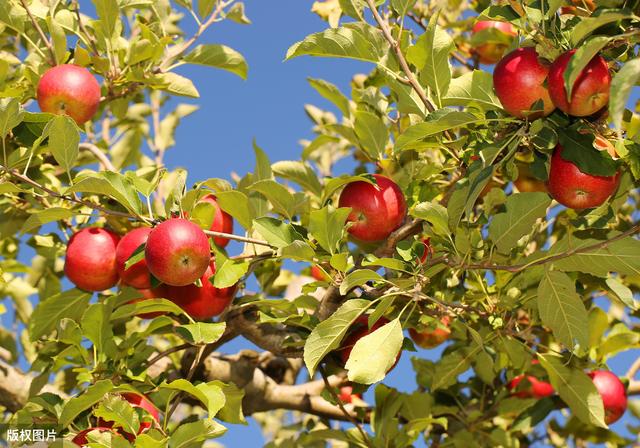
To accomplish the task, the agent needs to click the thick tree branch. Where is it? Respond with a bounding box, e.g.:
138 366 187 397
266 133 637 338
0 359 68 412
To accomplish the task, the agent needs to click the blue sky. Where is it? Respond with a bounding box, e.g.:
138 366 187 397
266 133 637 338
3 1 639 446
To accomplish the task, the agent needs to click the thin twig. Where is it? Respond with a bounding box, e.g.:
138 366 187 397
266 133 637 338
626 357 640 380
73 0 100 55
145 343 192 369
79 143 116 171
318 366 372 447
19 0 56 66
164 345 205 424
203 229 274 248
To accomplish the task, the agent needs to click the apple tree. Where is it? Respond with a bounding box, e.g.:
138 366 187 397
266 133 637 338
0 0 640 446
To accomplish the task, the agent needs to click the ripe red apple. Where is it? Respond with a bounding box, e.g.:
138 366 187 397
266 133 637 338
310 265 330 281
508 374 555 398
127 286 168 319
409 316 451 349
116 227 152 289
493 47 555 119
65 228 120 292
72 427 129 446
199 194 233 248
419 238 434 263
471 20 517 64
37 64 101 125
338 316 401 370
338 174 407 242
337 385 362 404
547 145 620 209
589 370 627 424
164 261 237 320
144 218 211 287
548 50 610 117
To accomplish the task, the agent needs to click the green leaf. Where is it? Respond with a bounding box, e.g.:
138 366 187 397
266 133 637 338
303 299 372 376
111 298 189 320
606 277 636 309
30 289 92 340
285 22 388 65
339 269 385 295
308 78 351 116
395 110 480 152
407 14 453 107
60 379 114 427
537 270 589 350
390 0 416 16
249 179 297 219
412 201 450 237
226 2 251 24
47 15 67 65
443 70 502 111
281 240 315 262
552 236 640 277
183 44 248 79
563 36 610 98
161 379 226 419
82 302 116 357
538 354 606 428
215 190 254 229
176 322 226 345
94 395 140 435
47 115 79 174
558 129 619 177
570 11 632 46
210 381 246 424
212 249 248 288
92 0 119 38
156 72 200 98
353 110 388 158
0 98 24 138
431 345 482 390
21 207 74 234
309 206 351 254
345 318 403 384
321 174 375 203
68 171 145 216
610 58 640 131
252 216 304 248
168 419 227 448
272 160 323 197
198 0 216 17
488 192 550 254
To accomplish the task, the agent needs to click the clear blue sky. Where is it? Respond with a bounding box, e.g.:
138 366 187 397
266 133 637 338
3 1 639 446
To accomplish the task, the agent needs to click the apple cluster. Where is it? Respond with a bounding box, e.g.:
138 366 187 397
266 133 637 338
64 195 237 321
471 21 620 210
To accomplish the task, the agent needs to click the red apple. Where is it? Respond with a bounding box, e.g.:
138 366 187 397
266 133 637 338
338 174 407 242
548 50 610 117
471 20 518 64
508 374 555 398
419 238 434 263
37 64 101 125
310 265 330 281
65 228 120 292
199 194 233 248
164 261 237 320
588 370 627 424
547 145 620 209
338 316 400 370
116 227 152 289
127 286 168 319
72 427 129 446
337 385 362 404
493 47 555 119
409 316 451 349
144 218 211 287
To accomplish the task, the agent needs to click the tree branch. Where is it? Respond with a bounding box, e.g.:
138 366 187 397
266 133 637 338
19 0 56 66
0 359 68 412
79 143 116 172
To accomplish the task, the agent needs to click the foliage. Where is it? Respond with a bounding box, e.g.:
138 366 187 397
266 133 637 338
0 0 639 446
